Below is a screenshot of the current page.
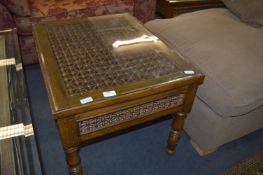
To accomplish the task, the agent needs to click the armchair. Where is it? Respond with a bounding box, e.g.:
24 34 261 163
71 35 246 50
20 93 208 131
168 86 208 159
146 1 263 155
0 0 157 65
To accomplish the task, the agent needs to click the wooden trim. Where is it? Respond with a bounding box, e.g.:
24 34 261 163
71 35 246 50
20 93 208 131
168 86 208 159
157 0 225 18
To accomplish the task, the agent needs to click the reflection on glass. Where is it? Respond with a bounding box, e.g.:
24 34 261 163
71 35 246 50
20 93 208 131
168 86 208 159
112 35 159 48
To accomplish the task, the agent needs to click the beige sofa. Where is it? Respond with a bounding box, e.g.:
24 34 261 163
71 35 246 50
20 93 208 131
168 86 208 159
145 7 263 155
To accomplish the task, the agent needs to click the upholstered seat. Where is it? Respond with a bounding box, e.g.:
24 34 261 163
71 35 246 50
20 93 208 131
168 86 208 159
15 0 134 35
145 8 263 154
147 9 263 117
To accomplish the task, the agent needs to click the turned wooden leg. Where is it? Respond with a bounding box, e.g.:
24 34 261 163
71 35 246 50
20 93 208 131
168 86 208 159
164 6 174 18
166 112 186 155
66 147 82 175
57 118 83 175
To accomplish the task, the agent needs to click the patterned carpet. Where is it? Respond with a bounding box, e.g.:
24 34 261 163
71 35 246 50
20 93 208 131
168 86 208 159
221 148 263 175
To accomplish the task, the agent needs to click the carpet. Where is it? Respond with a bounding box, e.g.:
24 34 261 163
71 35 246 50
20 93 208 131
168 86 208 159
25 64 263 175
221 148 263 175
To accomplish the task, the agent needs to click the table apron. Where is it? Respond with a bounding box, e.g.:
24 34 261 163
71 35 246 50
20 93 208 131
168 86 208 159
75 89 187 141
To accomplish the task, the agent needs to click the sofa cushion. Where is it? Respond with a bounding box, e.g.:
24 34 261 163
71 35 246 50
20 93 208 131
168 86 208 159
19 36 38 65
145 8 263 117
134 0 156 23
15 0 134 35
2 0 31 16
29 0 134 17
0 3 15 30
222 0 263 27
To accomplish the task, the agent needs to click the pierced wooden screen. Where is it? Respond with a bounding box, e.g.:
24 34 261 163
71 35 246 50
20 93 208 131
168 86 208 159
78 94 184 135
46 16 179 96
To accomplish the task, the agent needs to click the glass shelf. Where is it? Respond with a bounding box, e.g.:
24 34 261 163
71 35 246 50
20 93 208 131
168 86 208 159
0 29 43 175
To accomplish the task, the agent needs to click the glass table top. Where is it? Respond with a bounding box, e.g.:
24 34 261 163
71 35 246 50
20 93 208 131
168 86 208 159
33 13 202 114
0 29 42 175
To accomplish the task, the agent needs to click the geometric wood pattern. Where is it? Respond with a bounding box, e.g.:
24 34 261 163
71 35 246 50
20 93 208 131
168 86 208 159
78 94 184 135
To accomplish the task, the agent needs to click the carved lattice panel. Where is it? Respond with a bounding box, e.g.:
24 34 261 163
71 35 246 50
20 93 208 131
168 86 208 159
46 16 179 96
78 94 184 135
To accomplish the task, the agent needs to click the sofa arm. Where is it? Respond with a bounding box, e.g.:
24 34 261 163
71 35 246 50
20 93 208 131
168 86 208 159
0 3 15 30
134 0 157 23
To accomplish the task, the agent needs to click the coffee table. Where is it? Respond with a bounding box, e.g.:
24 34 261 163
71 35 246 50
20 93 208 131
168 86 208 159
33 13 204 175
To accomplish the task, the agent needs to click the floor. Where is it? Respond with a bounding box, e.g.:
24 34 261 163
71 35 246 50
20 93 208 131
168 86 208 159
25 64 263 175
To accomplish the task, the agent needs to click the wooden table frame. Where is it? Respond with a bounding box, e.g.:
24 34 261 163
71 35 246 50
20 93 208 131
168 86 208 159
33 14 204 175
58 85 200 174
157 0 225 18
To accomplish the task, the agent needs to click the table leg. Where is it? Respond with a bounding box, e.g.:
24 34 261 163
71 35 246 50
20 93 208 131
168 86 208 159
166 112 186 155
66 147 82 175
163 6 174 18
57 118 83 175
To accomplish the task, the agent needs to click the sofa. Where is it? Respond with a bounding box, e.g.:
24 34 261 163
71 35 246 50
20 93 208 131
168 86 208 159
145 1 263 155
0 0 156 65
